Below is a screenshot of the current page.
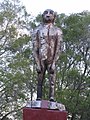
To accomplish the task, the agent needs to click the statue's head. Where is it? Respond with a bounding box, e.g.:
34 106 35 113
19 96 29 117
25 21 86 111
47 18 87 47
42 9 57 23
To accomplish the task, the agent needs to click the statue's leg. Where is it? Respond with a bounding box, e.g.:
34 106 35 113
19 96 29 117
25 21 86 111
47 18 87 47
37 62 46 100
48 67 56 101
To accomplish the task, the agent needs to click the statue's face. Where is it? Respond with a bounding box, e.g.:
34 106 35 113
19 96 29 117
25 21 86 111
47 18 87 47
42 9 56 23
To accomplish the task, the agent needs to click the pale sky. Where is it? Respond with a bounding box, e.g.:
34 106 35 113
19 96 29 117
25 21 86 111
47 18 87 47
22 0 90 16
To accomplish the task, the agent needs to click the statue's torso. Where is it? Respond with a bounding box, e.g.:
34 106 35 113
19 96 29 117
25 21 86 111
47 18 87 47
33 24 62 64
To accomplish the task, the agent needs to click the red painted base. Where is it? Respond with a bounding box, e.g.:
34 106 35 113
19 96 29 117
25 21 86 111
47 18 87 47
23 108 67 120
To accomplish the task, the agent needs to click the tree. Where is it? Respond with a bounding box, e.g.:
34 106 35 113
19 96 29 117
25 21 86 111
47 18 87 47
0 0 35 119
55 12 90 120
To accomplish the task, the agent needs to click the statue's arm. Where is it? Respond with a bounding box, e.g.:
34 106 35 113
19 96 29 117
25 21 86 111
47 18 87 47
32 30 42 72
51 28 63 69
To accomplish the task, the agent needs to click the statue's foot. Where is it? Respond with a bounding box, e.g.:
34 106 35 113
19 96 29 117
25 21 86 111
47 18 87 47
36 98 41 101
49 97 55 102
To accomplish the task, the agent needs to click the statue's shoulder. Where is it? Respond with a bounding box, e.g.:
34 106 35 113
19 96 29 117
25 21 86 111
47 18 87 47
54 26 63 35
33 24 43 33
32 24 43 38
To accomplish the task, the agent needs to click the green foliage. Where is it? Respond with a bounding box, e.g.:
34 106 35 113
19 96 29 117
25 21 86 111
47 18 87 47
0 0 34 119
55 11 90 120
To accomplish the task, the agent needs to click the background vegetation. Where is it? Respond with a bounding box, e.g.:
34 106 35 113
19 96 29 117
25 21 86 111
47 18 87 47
0 0 90 120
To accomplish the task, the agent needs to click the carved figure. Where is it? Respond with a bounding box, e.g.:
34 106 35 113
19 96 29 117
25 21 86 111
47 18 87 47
32 9 63 101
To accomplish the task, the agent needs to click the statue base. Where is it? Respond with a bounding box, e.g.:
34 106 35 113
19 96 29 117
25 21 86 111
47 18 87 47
26 100 66 111
23 100 67 120
23 108 67 120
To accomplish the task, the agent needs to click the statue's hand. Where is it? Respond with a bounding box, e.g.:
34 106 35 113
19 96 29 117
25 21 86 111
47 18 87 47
36 63 42 73
49 62 55 74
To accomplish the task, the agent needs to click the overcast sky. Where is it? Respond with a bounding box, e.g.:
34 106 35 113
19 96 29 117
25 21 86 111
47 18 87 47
22 0 90 16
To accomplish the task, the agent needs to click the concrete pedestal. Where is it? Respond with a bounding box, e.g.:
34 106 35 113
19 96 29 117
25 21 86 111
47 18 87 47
23 108 67 120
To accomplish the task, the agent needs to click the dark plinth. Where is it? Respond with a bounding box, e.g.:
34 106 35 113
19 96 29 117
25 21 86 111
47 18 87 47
23 108 67 120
